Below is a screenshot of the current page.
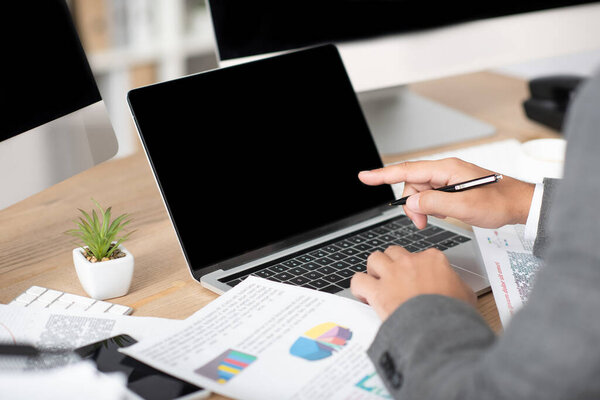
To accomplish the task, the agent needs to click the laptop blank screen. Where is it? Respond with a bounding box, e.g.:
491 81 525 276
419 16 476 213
128 45 394 274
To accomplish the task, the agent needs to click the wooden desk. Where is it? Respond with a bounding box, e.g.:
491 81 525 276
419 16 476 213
0 71 558 385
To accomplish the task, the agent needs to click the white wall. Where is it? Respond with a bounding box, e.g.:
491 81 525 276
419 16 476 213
494 47 600 79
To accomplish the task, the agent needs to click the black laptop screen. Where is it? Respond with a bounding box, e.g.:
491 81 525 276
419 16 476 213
128 45 394 274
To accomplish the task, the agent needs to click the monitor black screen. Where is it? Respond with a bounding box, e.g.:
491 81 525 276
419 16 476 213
128 45 394 274
209 1 598 61
0 1 101 141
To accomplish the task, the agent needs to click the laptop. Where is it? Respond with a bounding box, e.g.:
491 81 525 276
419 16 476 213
127 44 489 299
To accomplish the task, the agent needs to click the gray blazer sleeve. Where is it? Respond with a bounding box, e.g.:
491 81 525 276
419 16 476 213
368 70 600 399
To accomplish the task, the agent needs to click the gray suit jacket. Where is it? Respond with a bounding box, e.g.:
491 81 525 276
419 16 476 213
368 71 600 399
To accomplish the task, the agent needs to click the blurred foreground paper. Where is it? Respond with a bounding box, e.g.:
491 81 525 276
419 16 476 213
0 361 128 400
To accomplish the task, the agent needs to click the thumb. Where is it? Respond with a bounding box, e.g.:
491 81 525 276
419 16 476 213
405 193 424 213
406 190 470 221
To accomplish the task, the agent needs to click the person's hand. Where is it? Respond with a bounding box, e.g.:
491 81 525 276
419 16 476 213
359 158 534 229
351 246 476 320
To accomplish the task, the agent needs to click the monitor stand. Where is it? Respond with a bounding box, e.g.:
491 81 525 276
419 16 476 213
0 101 118 209
357 86 495 156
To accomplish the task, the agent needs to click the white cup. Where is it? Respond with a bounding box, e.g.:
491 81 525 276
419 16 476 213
519 138 566 183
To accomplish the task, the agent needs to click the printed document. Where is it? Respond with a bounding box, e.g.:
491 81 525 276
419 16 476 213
473 225 543 327
122 276 390 400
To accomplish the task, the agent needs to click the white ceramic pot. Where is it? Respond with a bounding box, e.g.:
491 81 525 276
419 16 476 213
73 245 134 300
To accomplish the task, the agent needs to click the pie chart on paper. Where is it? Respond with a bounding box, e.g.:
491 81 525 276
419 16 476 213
290 322 352 361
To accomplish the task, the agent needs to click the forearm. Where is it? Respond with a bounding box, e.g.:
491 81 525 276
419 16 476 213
369 271 600 400
368 295 497 399
368 69 600 400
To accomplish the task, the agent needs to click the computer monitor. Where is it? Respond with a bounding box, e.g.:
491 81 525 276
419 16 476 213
207 1 600 155
0 1 118 210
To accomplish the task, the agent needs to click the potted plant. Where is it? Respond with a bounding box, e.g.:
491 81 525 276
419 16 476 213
66 199 135 300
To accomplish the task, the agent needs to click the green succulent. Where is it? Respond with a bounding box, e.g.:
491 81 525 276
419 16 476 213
66 199 133 262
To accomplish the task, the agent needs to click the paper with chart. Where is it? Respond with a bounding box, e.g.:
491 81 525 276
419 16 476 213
0 303 182 370
472 224 543 327
122 276 391 400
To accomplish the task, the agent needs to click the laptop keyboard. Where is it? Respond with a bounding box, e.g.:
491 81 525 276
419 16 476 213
221 215 470 294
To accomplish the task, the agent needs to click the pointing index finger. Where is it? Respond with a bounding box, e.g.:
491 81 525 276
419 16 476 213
359 160 455 187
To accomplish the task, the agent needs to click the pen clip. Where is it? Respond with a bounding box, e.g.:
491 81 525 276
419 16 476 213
453 174 502 191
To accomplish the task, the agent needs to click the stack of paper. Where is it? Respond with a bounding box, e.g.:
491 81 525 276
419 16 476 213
0 303 182 374
0 303 184 398
2 278 391 399
122 277 390 400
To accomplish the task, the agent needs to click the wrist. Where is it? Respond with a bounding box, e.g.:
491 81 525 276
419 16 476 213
514 182 536 224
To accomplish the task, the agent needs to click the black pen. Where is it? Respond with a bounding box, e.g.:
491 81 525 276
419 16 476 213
389 173 503 206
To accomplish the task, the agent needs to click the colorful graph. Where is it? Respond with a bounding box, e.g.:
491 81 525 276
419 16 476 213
290 322 352 361
355 372 392 398
194 349 257 384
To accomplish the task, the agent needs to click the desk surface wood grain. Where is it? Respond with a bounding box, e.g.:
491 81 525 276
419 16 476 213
0 71 559 398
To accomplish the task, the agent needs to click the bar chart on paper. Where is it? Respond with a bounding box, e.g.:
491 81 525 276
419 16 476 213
194 349 257 384
290 322 353 361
